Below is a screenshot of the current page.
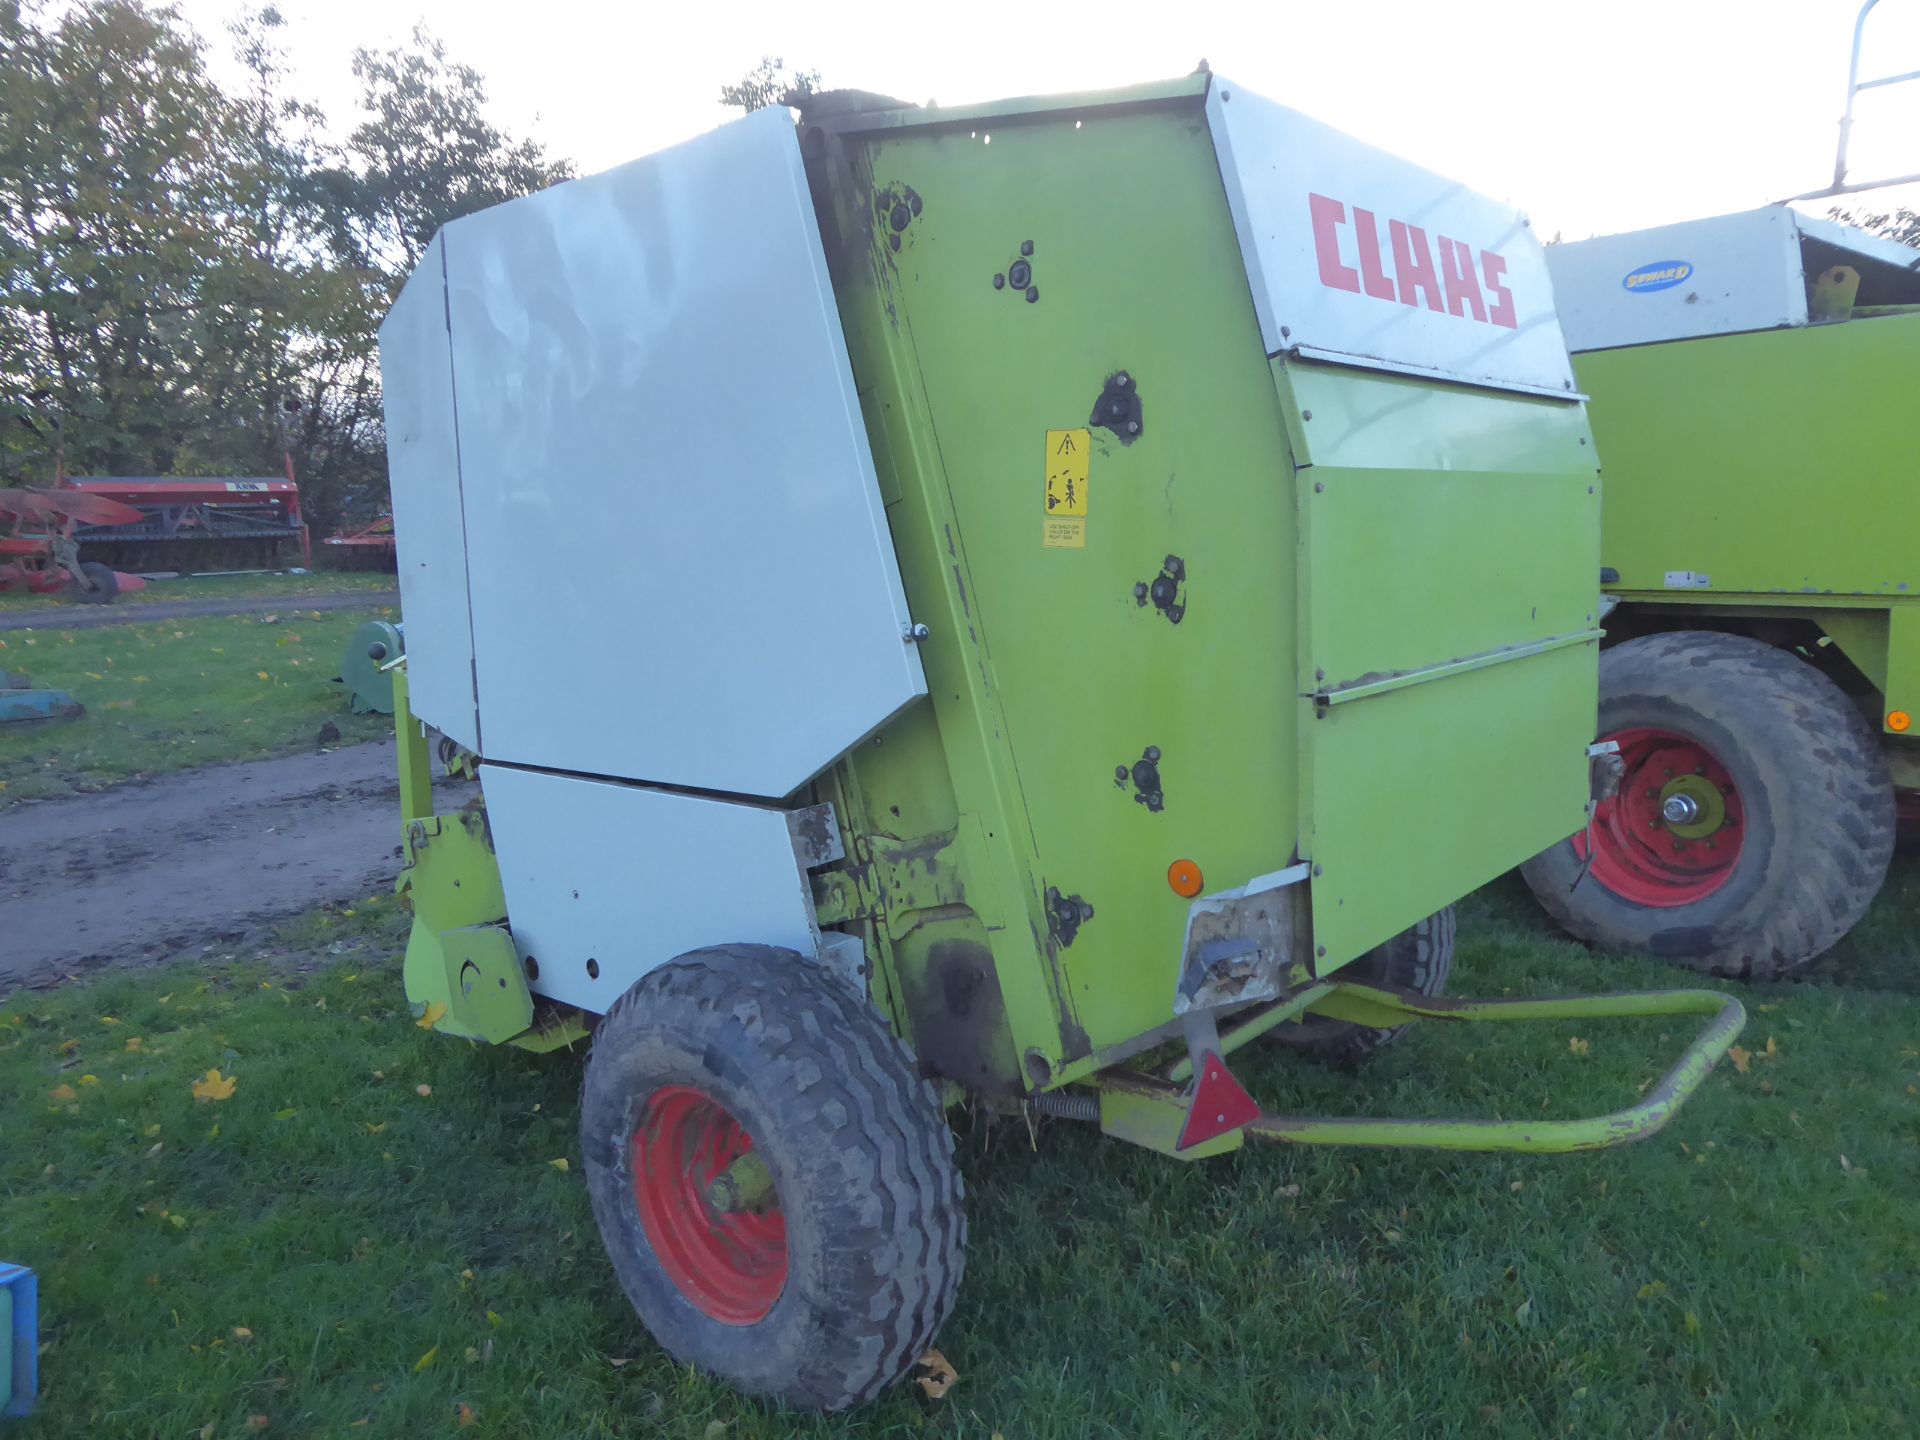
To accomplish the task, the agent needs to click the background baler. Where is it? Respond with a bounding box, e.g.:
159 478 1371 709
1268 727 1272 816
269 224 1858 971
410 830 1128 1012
1527 207 1920 977
379 74 1742 1410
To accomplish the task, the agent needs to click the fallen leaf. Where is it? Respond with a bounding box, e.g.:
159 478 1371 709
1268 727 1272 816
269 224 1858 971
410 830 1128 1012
1764 1035 1779 1060
915 1348 958 1400
365 1122 387 1135
1728 1046 1751 1074
192 1068 237 1102
1514 1298 1533 1325
99 1015 121 1026
415 1002 448 1031
1509 1180 1524 1193
464 1346 480 1362
125 1037 143 1052
1637 1280 1668 1301
1684 1310 1702 1336
273 1108 297 1121
57 1038 79 1054
48 1083 77 1103
256 671 271 681
1568 1037 1591 1057
247 1416 269 1432
416 1084 433 1098
549 1158 570 1173
233 1326 254 1342
413 1345 439 1372
608 1357 630 1369
455 1403 477 1428
704 1423 728 1440
1278 1183 1302 1199
79 1074 98 1086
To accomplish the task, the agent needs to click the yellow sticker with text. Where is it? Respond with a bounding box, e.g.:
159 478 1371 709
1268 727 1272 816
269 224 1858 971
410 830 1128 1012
1044 429 1089 517
1043 516 1086 549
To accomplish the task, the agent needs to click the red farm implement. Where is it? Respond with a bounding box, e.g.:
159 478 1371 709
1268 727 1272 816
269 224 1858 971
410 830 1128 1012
0 488 148 603
320 513 396 570
65 476 311 572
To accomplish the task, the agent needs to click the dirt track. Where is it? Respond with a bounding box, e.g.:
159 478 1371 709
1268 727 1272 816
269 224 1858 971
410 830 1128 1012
0 740 469 991
0 589 399 632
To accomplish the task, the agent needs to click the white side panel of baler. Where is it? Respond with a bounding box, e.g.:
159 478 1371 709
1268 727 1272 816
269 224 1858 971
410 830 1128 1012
440 106 925 799
1545 208 1806 353
378 234 478 750
1206 81 1576 398
480 764 818 1013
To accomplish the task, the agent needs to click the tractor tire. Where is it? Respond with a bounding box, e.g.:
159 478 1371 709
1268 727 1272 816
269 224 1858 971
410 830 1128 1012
1521 631 1894 979
1266 908 1454 1065
579 944 966 1412
66 561 118 604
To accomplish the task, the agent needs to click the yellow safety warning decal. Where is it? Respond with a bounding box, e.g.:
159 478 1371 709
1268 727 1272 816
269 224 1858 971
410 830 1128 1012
1044 429 1089 517
1043 516 1086 549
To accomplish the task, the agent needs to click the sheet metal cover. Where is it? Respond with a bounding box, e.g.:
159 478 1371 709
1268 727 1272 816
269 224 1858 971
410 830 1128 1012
482 765 818 1014
438 106 925 797
379 232 478 751
1207 81 1575 397
1548 206 1920 353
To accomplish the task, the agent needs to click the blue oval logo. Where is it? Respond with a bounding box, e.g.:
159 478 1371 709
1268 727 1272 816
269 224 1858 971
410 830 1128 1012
1622 260 1694 293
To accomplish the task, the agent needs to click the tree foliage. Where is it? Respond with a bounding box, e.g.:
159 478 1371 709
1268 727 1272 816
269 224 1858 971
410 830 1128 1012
720 56 821 114
1833 205 1920 248
0 0 570 532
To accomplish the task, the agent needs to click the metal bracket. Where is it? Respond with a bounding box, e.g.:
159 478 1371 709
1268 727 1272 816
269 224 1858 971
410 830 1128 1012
1172 863 1310 1015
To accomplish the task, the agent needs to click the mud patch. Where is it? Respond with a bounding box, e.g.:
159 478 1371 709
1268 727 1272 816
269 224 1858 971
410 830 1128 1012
0 739 471 992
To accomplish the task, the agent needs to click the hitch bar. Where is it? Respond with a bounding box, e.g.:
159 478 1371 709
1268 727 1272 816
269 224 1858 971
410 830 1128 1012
1118 983 1746 1156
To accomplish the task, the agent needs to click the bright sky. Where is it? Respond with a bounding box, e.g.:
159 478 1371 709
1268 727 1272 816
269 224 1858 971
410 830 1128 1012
172 0 1920 239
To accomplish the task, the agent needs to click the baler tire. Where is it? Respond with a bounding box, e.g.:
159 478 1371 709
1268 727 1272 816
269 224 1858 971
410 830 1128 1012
66 561 119 604
579 944 966 1412
1520 631 1894 979
1264 908 1454 1066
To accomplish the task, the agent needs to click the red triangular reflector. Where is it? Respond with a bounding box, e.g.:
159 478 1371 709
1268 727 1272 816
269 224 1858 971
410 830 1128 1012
1175 1050 1261 1151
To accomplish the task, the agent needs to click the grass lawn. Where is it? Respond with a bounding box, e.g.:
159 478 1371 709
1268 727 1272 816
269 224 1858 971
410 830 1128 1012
0 607 397 805
2 867 1916 1438
0 570 394 615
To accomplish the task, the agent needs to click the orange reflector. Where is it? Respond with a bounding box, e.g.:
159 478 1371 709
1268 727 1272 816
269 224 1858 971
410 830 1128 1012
1167 859 1204 898
1890 710 1912 733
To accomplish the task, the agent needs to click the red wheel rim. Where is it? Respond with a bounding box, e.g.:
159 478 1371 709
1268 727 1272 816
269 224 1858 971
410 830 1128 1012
1574 726 1745 907
630 1085 787 1324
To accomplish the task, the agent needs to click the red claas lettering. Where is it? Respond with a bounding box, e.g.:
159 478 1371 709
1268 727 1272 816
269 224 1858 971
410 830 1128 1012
1307 191 1520 332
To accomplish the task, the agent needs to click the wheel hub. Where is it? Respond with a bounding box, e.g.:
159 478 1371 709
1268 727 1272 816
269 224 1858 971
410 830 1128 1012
1574 726 1746 907
630 1085 788 1325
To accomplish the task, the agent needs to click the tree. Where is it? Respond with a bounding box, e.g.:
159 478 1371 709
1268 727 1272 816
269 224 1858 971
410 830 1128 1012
0 0 256 478
0 2 573 533
318 26 573 276
1832 205 1920 247
720 56 821 114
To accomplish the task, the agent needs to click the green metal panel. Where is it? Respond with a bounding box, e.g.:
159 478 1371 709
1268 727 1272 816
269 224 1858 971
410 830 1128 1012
1304 642 1597 964
1580 310 1920 736
1287 365 1600 966
809 90 1599 1082
1582 312 1920 597
817 96 1300 1074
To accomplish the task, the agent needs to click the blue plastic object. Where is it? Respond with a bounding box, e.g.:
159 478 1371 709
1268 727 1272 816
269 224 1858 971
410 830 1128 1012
0 1262 37 1417
0 688 80 725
